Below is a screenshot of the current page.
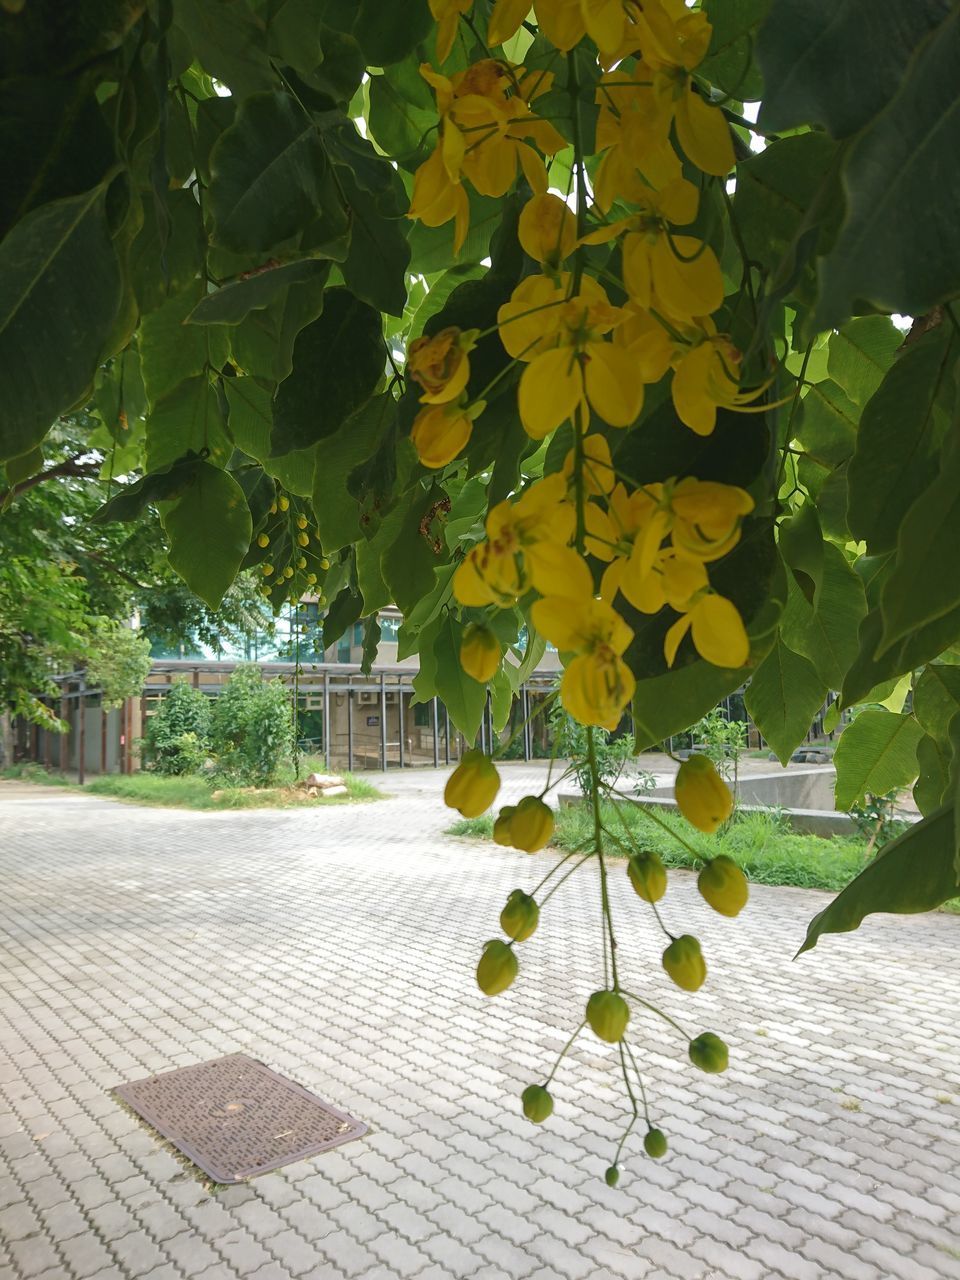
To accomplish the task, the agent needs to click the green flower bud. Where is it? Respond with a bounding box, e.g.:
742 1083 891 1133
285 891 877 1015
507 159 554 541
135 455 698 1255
698 855 748 917
689 1032 729 1074
509 795 554 852
662 934 707 992
500 890 539 942
586 990 630 1043
627 850 667 903
444 749 501 818
643 1128 668 1159
675 755 733 832
521 1084 553 1123
476 939 517 996
604 1165 620 1187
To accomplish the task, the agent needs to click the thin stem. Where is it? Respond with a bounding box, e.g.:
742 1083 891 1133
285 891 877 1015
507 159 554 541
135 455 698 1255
540 851 594 907
545 1019 586 1085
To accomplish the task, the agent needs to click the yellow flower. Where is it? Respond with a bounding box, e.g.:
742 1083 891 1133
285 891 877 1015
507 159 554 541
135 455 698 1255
585 180 724 321
411 402 474 468
460 622 502 682
429 0 472 62
453 473 576 607
671 322 766 435
518 192 577 268
407 326 477 404
532 581 636 730
562 433 615 497
444 748 501 816
664 590 750 669
499 275 646 437
489 0 585 51
407 144 470 253
669 478 754 560
674 755 733 832
651 68 734 177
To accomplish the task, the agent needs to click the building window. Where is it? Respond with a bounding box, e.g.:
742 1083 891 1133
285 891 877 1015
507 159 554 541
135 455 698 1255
379 615 401 642
337 638 351 663
353 621 364 645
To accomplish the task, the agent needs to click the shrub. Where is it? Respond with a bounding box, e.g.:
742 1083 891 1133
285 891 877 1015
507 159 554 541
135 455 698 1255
142 680 211 775
210 664 293 786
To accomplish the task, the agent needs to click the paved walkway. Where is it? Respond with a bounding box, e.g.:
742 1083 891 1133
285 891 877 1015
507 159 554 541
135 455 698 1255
1 768 959 1280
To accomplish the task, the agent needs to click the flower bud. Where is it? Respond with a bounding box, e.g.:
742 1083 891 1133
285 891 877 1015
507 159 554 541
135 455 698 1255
444 749 500 817
509 796 554 852
675 755 733 832
586 990 630 1043
627 850 667 903
662 934 706 992
407 326 476 404
411 402 473 469
257 533 270 548
604 1165 620 1186
493 805 516 846
476 939 517 996
500 890 539 942
698 855 748 917
643 1128 668 1159
688 1032 729 1074
460 622 501 683
278 495 290 511
521 1084 553 1123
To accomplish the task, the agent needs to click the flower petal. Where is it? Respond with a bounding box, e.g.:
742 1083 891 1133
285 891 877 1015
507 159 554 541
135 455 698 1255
584 341 645 428
690 594 750 668
518 347 584 438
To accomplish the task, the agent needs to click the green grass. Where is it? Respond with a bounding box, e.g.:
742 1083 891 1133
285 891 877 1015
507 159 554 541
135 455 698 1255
2 762 383 810
449 801 876 893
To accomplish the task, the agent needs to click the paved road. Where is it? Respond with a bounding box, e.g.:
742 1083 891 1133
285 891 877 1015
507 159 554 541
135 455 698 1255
1 768 959 1280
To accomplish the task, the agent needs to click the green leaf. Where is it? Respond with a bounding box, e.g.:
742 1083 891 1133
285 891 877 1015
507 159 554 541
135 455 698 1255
914 733 952 816
411 612 444 704
842 598 960 708
188 260 331 325
367 61 436 169
701 0 768 99
91 454 206 524
208 91 334 254
224 376 273 460
334 165 410 316
139 284 230 407
732 132 842 305
846 324 956 553
356 491 413 614
360 615 381 675
312 394 396 551
230 272 328 383
814 10 960 328
833 708 923 811
434 615 486 743
744 635 828 765
322 584 364 648
914 664 960 739
780 542 866 689
272 287 384 454
145 376 231 473
798 805 959 955
795 380 859 468
162 462 253 608
0 185 120 462
381 483 449 615
827 317 902 407
349 0 432 65
778 502 823 605
129 188 204 316
173 0 274 98
634 662 751 753
757 0 951 137
878 438 960 654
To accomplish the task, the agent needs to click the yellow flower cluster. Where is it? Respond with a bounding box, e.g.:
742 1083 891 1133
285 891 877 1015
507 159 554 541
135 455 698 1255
407 59 566 253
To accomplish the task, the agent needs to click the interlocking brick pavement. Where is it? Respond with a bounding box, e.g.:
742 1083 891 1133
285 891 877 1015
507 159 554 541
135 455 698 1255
1 769 960 1280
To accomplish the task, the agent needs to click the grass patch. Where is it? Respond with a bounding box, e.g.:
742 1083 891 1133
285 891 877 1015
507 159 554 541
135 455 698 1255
449 801 876 893
2 762 383 810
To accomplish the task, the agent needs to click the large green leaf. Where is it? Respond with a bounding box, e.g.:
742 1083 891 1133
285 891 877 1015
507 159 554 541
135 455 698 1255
187 260 331 325
878 439 960 655
173 0 274 98
0 185 120 461
633 662 750 753
780 542 866 688
744 635 828 765
757 0 952 137
433 614 486 743
815 9 960 328
162 462 253 608
913 664 960 739
914 733 952 816
129 189 205 316
798 804 959 955
833 708 923 810
272 287 384 454
846 324 956 553
145 376 231 473
312 394 396 551
701 0 768 99
91 453 206 524
350 0 435 65
827 317 901 407
381 482 449 615
223 375 273 460
794 380 859 467
778 502 824 605
230 272 328 383
842 599 960 708
367 60 436 169
139 285 230 407
334 166 410 317
208 91 335 254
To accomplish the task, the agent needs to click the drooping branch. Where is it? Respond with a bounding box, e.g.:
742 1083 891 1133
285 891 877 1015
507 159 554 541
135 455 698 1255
0 456 101 505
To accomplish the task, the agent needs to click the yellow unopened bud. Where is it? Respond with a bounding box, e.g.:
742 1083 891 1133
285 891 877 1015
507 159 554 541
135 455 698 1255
320 557 330 570
278 495 290 511
586 990 630 1043
662 934 706 992
269 503 278 515
698 855 748 917
500 890 539 942
297 557 307 570
296 515 308 529
509 796 554 853
411 402 473 469
459 622 501 683
306 573 317 584
493 805 516 846
675 755 733 833
627 850 667 903
262 564 274 576
476 939 517 996
257 533 270 548
283 566 294 579
444 749 501 817
298 531 310 547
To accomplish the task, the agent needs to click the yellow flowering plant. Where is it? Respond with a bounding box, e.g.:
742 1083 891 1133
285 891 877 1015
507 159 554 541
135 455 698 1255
13 0 960 1195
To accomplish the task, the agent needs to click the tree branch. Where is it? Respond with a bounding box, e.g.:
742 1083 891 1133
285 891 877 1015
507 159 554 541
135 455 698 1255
0 456 102 505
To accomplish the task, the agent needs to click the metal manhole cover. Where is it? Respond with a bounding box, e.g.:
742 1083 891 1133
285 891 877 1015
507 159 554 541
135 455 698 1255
114 1053 367 1183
